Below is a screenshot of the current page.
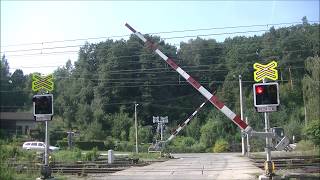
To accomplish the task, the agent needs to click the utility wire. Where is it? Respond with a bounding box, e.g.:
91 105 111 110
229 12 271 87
2 21 318 48
6 62 309 79
2 44 84 53
1 29 266 54
3 50 79 57
149 21 319 35
7 48 314 69
0 79 306 93
0 92 199 108
162 29 268 40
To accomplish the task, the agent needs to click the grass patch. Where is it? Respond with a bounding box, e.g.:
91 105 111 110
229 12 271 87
250 140 319 159
52 149 83 163
294 140 319 152
250 149 320 159
52 149 168 163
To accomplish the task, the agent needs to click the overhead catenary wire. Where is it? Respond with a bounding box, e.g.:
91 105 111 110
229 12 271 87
1 21 318 48
1 22 318 81
3 35 317 74
1 29 268 55
8 64 307 72
0 67 309 89
161 29 268 40
2 20 319 55
0 103 200 111
2 44 84 53
5 63 309 84
4 65 308 82
7 48 314 70
5 45 312 61
0 79 309 93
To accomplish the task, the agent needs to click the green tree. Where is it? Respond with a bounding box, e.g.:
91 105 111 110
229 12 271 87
302 56 320 123
111 108 132 141
1 55 30 112
303 120 320 145
200 119 219 148
84 120 105 140
138 125 153 143
185 117 201 140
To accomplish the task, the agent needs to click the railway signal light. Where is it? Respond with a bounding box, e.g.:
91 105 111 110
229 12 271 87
253 82 279 108
32 94 53 116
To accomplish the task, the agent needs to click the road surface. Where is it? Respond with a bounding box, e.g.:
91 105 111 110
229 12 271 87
88 153 263 180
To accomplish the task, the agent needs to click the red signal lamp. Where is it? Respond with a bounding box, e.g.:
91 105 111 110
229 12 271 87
256 86 264 94
253 82 280 108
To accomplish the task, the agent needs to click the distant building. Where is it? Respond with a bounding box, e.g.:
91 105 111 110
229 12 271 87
0 112 35 136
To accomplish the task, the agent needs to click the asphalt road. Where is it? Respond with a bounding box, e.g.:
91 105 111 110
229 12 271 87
88 153 263 180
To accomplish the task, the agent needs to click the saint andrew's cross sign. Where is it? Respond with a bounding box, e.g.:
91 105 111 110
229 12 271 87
253 61 278 82
32 74 54 92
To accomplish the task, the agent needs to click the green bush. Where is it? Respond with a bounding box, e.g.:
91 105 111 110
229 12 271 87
249 138 265 152
164 137 205 153
182 137 196 147
139 143 151 153
104 137 115 150
303 120 320 145
52 148 83 163
115 141 134 152
213 139 229 153
284 118 303 142
76 141 105 150
190 143 206 153
56 140 68 149
0 164 14 180
0 140 39 180
295 140 317 151
200 120 219 148
57 140 106 150
165 143 205 153
0 141 15 180
84 147 99 161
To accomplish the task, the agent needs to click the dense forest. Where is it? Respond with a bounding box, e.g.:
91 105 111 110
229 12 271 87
1 18 319 152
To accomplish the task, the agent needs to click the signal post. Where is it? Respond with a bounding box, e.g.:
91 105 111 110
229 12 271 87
32 73 55 180
253 61 282 180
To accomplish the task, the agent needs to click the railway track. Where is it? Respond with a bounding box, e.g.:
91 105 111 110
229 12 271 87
51 167 127 174
10 157 152 174
250 155 320 172
50 160 150 174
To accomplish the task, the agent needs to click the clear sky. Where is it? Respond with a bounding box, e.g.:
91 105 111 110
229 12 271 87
1 1 319 75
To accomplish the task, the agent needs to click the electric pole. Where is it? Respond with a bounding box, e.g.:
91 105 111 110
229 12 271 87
134 103 139 154
245 117 250 157
239 75 246 156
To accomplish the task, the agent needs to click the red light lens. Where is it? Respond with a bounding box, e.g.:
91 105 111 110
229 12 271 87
256 86 264 94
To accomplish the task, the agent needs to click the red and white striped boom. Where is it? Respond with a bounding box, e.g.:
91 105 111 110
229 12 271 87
167 100 207 142
125 23 252 134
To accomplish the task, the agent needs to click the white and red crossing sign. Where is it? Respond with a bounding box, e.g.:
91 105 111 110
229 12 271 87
125 23 252 134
